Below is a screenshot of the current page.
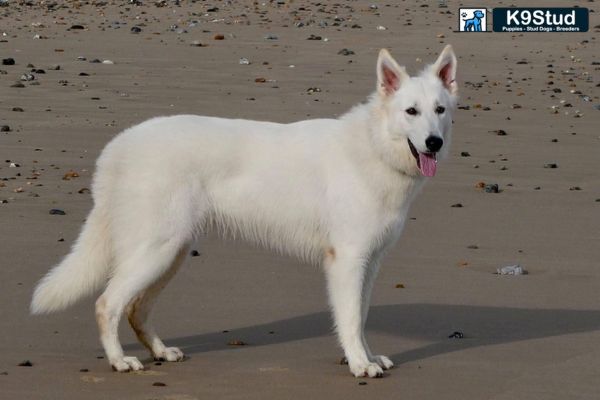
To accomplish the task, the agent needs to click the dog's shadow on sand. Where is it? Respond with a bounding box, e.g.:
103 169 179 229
124 304 600 365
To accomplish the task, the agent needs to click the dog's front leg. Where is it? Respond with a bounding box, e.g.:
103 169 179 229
360 257 394 371
325 252 384 378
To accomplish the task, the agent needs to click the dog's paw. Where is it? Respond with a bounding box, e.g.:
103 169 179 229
154 346 185 362
111 356 144 372
372 355 394 370
349 361 384 378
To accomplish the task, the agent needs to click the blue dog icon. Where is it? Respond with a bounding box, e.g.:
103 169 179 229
463 10 485 31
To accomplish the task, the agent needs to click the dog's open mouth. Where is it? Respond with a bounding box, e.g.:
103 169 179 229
408 139 437 177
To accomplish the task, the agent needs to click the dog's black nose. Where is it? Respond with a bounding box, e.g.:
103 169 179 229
425 136 443 153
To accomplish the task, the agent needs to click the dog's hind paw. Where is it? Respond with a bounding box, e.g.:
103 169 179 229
154 346 185 362
372 355 394 370
111 356 144 372
349 361 384 378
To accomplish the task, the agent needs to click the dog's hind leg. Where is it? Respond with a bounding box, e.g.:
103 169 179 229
325 248 384 378
95 240 189 372
126 244 189 362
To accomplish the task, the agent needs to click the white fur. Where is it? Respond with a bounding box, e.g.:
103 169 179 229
31 46 458 377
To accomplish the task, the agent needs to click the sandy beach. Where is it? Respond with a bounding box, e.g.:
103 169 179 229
1 0 599 398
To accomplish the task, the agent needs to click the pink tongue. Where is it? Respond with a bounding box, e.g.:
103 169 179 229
418 152 437 177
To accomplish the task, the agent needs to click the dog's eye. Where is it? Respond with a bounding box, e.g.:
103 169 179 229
405 107 418 116
435 106 445 114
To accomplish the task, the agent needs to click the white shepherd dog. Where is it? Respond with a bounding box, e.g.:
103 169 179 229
32 46 458 378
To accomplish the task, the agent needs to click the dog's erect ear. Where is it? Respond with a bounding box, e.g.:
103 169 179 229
377 49 409 97
432 45 458 94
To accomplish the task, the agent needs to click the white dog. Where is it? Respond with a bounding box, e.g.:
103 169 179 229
32 46 458 378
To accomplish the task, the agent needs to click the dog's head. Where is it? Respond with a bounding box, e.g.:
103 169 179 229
373 45 458 177
473 10 485 19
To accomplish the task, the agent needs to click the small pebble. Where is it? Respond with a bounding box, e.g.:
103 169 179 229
130 26 142 33
338 48 355 56
358 381 368 386
544 163 558 169
484 184 499 193
2 58 15 65
460 151 470 157
448 331 464 339
152 382 167 387
190 250 200 257
49 209 66 215
496 264 527 275
18 360 33 367
450 203 463 208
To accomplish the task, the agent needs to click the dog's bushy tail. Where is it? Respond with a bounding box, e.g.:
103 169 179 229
31 206 112 314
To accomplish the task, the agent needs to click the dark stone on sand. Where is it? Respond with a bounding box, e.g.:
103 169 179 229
152 382 167 387
544 163 558 169
69 24 85 30
131 26 142 33
484 184 499 193
451 203 463 208
2 58 15 65
460 151 471 157
18 360 33 367
79 368 89 372
448 331 464 339
49 209 66 215
0 125 10 132
190 250 200 257
338 48 355 56
358 381 368 386
12 107 24 112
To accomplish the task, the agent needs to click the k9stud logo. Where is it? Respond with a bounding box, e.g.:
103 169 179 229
458 8 488 32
